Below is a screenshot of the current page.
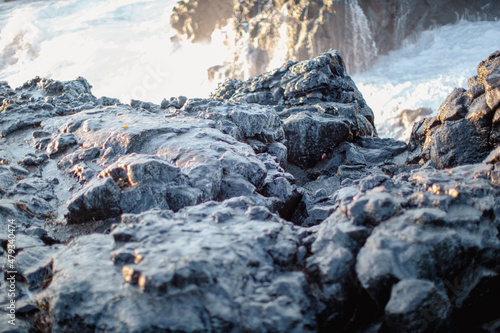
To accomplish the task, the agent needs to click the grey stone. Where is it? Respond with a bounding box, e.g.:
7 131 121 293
65 177 122 224
466 94 494 141
492 108 500 145
436 88 470 122
346 193 397 227
37 200 317 332
46 133 77 156
324 137 407 175
284 112 352 168
0 167 15 196
430 119 490 169
22 153 48 167
385 279 450 333
478 50 500 111
181 98 285 143
0 46 500 333
0 77 95 137
306 220 370 329
213 50 376 169
96 96 121 106
13 245 60 291
409 50 500 168
161 95 187 109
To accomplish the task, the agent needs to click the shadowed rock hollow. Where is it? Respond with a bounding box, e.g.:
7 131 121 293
0 49 499 332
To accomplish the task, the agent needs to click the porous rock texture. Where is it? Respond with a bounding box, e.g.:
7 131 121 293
0 50 499 333
211 49 377 169
408 50 500 169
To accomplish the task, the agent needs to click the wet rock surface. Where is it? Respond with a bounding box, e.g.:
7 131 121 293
0 51 499 332
408 51 500 169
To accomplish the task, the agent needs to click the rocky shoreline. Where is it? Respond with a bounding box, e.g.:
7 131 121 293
0 49 499 332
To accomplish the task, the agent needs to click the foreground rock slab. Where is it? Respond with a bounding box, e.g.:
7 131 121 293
37 198 318 332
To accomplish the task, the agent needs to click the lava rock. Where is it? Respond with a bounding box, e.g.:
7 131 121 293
1 48 500 333
436 87 471 122
14 245 60 291
28 90 294 223
478 50 500 111
385 279 451 333
65 177 122 224
408 50 500 168
37 199 318 332
46 133 78 156
324 136 407 174
213 50 376 169
429 119 490 169
0 77 95 137
161 95 187 109
285 112 352 168
346 193 397 227
0 167 15 197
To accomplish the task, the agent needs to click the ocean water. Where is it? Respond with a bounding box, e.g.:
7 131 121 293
352 20 500 139
0 0 221 101
1 0 499 140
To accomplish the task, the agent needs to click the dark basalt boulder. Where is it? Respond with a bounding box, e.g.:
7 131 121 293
213 50 377 169
65 177 122 224
384 279 451 332
408 50 500 169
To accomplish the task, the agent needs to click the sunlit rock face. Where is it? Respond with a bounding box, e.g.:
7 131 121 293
170 0 233 43
170 0 500 79
0 50 500 332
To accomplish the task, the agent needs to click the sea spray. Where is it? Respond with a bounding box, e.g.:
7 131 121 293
0 0 220 102
352 19 500 140
344 0 378 73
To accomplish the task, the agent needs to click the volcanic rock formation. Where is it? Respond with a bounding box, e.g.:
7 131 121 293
0 50 499 332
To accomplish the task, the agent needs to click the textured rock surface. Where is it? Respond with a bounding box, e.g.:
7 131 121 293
213 50 376 168
408 51 500 168
0 80 295 227
385 279 451 332
37 199 319 332
0 51 499 332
